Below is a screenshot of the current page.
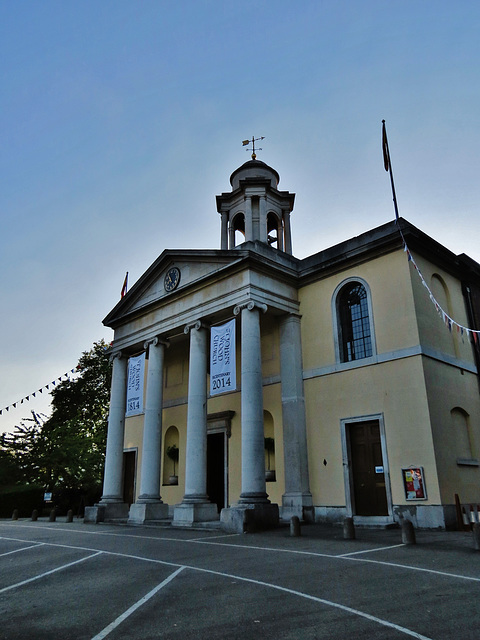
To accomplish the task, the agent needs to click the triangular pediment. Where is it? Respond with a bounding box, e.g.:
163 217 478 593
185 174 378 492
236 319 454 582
104 249 246 326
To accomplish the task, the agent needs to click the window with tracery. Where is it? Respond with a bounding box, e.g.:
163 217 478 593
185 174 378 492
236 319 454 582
337 282 373 362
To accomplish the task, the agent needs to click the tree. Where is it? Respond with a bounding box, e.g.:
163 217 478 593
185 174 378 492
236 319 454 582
2 340 112 495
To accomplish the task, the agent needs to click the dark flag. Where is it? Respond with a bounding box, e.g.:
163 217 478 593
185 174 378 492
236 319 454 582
382 120 390 171
382 120 399 221
121 272 128 299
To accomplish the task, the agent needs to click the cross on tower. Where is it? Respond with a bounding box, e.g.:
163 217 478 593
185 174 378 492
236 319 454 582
242 136 265 160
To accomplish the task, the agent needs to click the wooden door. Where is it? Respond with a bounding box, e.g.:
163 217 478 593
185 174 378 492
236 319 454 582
349 421 388 516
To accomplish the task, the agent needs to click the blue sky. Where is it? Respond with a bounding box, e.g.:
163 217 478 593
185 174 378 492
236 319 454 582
1 1 480 431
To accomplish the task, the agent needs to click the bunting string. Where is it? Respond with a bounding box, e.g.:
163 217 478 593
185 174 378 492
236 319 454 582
0 368 78 417
399 226 480 340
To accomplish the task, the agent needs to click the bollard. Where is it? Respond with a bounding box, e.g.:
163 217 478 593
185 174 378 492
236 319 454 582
290 516 301 537
12 509 19 521
49 508 56 522
473 523 480 551
31 509 38 521
343 517 355 540
401 519 416 545
66 510 73 523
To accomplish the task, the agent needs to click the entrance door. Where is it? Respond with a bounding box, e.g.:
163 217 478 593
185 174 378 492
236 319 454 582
123 450 136 506
207 432 225 513
349 421 388 516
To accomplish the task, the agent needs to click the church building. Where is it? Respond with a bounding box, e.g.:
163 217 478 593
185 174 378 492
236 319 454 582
85 156 480 532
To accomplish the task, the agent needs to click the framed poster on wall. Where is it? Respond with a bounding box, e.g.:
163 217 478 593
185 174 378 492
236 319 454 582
402 466 427 500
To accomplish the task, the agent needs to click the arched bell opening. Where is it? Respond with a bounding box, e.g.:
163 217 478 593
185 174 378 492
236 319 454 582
231 212 246 248
267 212 283 251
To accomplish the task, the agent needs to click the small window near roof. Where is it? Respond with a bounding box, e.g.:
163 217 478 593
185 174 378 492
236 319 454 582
338 282 373 362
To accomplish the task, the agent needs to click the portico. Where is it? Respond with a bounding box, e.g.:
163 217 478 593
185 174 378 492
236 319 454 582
86 157 313 531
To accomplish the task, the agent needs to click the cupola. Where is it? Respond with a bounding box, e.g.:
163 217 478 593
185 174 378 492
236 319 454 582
216 159 296 254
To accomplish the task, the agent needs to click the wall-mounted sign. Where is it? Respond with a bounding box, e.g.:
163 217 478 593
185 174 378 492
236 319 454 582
210 319 236 396
126 353 145 416
402 466 427 500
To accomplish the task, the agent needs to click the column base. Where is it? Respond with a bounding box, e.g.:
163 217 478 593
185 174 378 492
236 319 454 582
128 502 169 524
220 503 279 533
84 502 129 523
173 502 219 527
281 492 314 523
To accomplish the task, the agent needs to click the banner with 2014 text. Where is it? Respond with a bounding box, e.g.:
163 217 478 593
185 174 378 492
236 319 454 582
210 319 236 396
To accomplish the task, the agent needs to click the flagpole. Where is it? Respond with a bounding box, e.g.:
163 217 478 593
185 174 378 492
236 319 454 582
382 120 400 222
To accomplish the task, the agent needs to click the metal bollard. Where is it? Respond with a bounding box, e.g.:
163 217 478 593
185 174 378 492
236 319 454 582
66 510 73 523
290 516 301 537
401 519 416 545
343 517 355 540
49 508 56 522
31 509 38 521
11 509 19 521
472 523 480 551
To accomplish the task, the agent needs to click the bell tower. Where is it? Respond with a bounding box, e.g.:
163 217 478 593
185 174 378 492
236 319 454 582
216 159 296 254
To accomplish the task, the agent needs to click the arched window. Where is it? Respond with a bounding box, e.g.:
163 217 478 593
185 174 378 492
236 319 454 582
336 280 374 363
451 407 473 461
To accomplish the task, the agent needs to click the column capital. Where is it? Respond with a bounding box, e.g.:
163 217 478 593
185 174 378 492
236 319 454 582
108 351 124 364
184 320 208 334
233 301 268 316
143 336 169 350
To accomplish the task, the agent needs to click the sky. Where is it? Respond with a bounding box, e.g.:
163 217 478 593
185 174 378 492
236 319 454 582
1 0 480 433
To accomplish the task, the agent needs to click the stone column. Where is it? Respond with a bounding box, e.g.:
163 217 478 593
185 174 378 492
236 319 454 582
259 196 267 244
284 210 292 255
173 321 218 525
85 352 130 522
220 211 228 250
228 216 235 249
279 314 313 521
245 196 253 242
128 338 169 524
237 302 269 503
220 301 279 533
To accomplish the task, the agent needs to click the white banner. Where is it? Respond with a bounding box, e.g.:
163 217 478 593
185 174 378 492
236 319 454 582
210 319 236 396
126 353 145 416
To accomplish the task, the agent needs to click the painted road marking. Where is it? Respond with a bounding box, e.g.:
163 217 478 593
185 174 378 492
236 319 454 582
338 543 405 556
0 543 45 557
2 523 480 584
0 542 450 640
90 566 186 640
0 550 103 595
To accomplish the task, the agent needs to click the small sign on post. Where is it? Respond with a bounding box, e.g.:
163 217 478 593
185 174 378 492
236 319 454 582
44 492 53 502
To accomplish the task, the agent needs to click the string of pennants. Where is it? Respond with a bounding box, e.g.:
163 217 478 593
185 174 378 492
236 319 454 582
0 368 78 417
400 229 480 343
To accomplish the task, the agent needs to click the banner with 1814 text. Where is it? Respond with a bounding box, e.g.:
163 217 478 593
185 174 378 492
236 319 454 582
126 353 145 416
210 319 236 396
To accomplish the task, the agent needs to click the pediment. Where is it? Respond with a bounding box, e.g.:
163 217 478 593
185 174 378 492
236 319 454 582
104 249 244 326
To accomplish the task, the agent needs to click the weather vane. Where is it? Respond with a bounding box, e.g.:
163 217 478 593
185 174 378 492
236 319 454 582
242 136 265 160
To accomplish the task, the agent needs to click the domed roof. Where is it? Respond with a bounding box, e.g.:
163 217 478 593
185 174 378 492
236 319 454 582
229 159 280 191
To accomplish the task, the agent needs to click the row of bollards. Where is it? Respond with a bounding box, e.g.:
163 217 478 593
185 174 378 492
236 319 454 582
290 516 480 551
11 508 74 522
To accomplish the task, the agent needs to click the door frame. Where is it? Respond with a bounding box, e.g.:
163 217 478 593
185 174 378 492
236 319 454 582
340 414 394 525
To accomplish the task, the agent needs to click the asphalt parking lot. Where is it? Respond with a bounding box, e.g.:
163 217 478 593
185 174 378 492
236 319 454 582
0 519 479 640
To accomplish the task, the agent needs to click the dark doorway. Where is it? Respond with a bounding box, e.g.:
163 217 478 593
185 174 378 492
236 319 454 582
349 421 388 516
123 450 136 506
207 432 225 513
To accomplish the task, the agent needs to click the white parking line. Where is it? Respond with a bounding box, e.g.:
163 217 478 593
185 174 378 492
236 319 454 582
0 543 45 557
338 543 405 556
90 566 186 640
0 535 447 640
0 551 103 595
